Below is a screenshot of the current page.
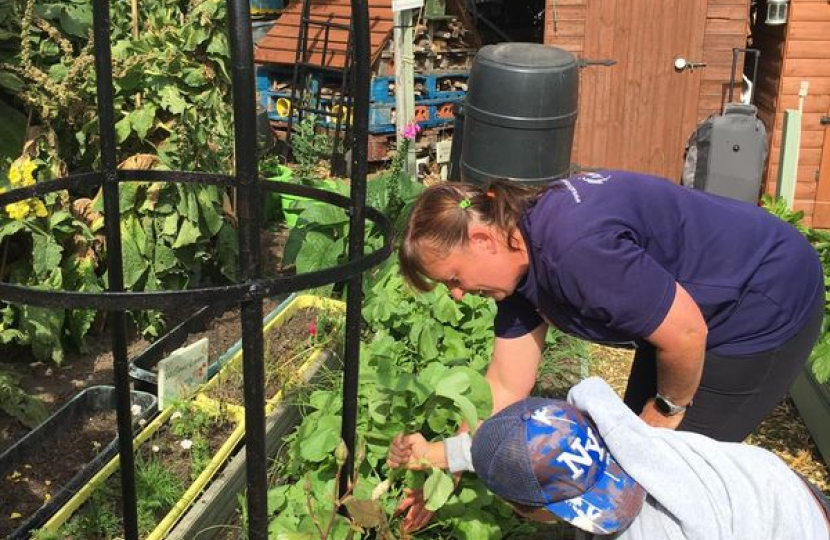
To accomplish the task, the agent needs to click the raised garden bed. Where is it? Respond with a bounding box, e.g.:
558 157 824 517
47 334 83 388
129 297 285 395
34 295 345 540
201 294 345 412
0 386 156 540
35 396 243 540
790 365 830 467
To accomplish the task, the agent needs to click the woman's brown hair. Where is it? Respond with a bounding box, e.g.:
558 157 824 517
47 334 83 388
399 180 544 291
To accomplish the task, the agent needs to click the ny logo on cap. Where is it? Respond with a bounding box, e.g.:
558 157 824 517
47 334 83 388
555 425 606 480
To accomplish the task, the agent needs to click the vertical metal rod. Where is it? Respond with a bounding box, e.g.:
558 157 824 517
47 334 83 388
226 0 266 539
90 0 138 538
340 0 370 495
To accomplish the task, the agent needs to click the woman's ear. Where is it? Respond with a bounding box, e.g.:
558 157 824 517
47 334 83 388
467 224 498 253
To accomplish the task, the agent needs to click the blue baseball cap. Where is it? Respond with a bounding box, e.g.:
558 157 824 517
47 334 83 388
471 397 646 534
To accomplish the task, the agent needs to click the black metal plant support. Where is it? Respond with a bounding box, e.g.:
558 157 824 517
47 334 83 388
0 0 383 538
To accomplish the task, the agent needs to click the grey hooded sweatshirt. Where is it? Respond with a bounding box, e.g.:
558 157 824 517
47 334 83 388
568 377 828 540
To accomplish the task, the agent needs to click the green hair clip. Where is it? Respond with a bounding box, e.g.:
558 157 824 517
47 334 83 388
458 198 471 209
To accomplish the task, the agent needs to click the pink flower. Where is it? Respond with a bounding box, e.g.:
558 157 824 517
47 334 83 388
401 121 421 141
309 320 317 337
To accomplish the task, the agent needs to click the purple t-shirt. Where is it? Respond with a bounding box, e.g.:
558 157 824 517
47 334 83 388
495 170 823 355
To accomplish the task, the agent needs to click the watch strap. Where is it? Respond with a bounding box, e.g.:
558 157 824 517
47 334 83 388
655 393 691 416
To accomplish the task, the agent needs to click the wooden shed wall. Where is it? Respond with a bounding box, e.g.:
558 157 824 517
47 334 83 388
698 0 752 121
543 0 750 177
756 0 830 227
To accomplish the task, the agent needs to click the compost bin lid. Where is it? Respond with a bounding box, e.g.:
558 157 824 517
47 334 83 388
477 42 577 69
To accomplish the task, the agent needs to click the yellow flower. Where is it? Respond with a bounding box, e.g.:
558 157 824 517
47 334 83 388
8 163 21 186
32 199 47 217
8 158 37 187
10 512 21 519
21 159 37 185
6 201 31 221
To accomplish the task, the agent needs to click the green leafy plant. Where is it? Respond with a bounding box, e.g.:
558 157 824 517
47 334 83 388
0 0 240 357
291 114 333 184
0 150 103 363
253 259 559 540
0 0 235 174
763 194 830 382
281 156 425 283
0 369 48 428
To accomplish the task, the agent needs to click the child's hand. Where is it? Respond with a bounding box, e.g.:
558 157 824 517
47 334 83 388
387 433 439 470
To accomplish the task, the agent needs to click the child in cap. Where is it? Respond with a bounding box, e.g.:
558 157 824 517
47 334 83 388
388 377 830 539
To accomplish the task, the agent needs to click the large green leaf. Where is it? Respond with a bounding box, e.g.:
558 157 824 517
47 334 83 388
121 219 150 289
154 244 178 274
296 231 340 274
423 468 454 512
60 4 92 37
298 203 349 227
216 223 238 281
119 181 141 213
197 187 223 236
159 85 188 114
172 218 202 249
0 220 25 242
297 413 341 462
32 234 63 278
130 103 158 140
20 304 64 364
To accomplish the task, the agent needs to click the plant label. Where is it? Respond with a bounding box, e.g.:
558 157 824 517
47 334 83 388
392 0 423 11
158 338 209 409
435 139 452 164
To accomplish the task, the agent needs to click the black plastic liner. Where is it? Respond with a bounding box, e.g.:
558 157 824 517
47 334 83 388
0 386 157 540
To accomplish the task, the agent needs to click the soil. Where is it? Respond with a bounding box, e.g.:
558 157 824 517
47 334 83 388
0 410 116 538
53 403 239 540
203 307 332 407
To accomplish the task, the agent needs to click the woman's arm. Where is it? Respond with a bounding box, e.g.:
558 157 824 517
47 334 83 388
642 282 708 429
486 322 548 414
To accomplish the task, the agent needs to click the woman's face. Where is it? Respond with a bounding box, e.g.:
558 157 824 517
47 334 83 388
420 224 528 301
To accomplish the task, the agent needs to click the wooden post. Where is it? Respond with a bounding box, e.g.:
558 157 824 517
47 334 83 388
394 6 417 176
776 109 801 209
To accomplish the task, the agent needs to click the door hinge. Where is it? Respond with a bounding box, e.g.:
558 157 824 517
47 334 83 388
820 115 830 125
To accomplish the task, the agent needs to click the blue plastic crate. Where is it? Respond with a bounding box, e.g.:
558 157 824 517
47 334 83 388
370 77 395 104
425 72 469 100
370 75 431 104
368 97 461 134
256 66 272 92
250 0 284 16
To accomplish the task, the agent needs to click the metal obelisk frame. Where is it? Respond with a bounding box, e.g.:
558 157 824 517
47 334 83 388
0 0 385 538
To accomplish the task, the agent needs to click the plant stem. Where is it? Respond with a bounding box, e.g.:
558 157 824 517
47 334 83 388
304 473 328 540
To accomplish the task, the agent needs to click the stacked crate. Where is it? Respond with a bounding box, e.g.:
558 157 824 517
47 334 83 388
256 67 350 127
257 66 469 135
368 71 467 134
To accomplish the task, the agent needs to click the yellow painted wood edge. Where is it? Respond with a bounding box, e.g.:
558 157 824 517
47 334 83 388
41 405 175 533
145 398 246 540
151 296 344 537
202 294 345 397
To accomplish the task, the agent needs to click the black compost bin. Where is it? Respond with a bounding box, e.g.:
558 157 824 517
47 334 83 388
461 42 579 185
0 386 157 540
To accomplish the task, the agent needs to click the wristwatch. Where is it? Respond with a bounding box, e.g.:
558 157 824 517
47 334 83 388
654 393 691 416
